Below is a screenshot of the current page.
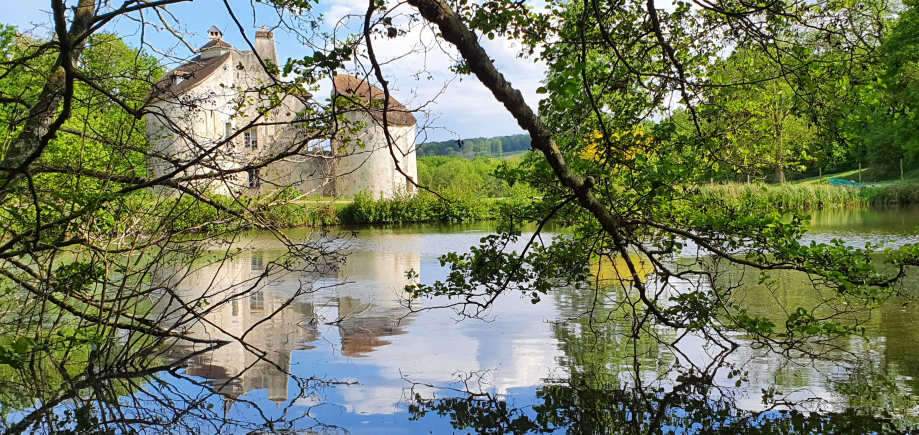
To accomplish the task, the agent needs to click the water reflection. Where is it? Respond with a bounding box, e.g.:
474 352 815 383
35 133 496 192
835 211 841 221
155 220 919 432
3 215 919 433
335 250 420 357
160 246 423 413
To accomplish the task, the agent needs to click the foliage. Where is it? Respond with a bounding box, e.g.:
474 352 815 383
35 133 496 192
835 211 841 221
700 49 821 182
0 3 352 431
338 190 504 224
417 133 531 158
400 0 919 362
417 155 525 197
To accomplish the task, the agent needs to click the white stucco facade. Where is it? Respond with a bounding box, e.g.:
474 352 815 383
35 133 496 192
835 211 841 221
145 26 417 199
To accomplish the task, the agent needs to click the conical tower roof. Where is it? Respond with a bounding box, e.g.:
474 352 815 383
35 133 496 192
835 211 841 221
332 74 416 126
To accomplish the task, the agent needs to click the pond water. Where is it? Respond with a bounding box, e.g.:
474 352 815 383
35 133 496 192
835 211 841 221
6 206 919 434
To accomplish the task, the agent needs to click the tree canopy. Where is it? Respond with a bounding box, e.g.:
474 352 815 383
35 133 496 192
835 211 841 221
395 0 919 347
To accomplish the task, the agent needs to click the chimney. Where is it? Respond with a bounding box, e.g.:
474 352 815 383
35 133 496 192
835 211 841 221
255 26 278 67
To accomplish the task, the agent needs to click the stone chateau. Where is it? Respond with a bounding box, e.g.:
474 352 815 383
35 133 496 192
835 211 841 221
145 26 417 199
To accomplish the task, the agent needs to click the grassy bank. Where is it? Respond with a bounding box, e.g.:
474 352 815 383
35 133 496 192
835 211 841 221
136 180 919 234
700 182 919 209
862 183 919 205
337 191 505 224
154 190 525 231
699 183 866 209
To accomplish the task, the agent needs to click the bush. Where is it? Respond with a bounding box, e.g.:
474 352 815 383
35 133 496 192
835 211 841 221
863 184 919 205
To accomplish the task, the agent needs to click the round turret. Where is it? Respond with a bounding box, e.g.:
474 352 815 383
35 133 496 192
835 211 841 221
331 74 417 199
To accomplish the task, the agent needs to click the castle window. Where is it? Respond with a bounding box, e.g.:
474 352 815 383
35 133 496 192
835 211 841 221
224 122 232 137
249 291 264 311
247 168 261 189
243 130 258 149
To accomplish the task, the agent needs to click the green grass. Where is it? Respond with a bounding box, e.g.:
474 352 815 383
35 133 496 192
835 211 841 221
793 168 871 185
702 179 919 209
700 183 867 209
794 167 919 187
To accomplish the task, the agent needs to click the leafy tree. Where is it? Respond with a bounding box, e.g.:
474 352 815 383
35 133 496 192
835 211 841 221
418 133 531 158
704 50 819 182
0 0 357 430
418 155 521 197
387 0 919 355
852 0 919 165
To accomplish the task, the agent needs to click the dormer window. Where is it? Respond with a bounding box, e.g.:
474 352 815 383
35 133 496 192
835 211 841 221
208 25 223 41
171 75 184 85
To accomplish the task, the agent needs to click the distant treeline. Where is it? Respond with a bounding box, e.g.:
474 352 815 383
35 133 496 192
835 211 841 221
417 134 531 158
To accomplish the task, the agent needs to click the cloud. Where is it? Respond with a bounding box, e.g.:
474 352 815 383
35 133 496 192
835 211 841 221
5 0 547 143
314 1 548 142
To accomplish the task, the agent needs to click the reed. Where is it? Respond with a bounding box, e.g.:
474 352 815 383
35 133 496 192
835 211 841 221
698 183 866 210
337 190 501 224
862 184 919 205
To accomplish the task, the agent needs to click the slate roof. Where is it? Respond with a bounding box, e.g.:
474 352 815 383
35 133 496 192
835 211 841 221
200 39 234 50
332 74 416 126
147 52 231 102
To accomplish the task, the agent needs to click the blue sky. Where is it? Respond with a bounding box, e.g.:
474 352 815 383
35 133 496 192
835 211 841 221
5 0 546 142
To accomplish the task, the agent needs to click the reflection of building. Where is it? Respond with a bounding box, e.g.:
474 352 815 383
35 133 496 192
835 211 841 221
334 250 421 357
160 246 422 409
160 252 322 408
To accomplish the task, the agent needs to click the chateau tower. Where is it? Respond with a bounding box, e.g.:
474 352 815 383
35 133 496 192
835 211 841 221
331 74 418 199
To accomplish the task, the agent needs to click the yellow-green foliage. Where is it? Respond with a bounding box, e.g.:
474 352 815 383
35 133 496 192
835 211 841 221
417 156 522 198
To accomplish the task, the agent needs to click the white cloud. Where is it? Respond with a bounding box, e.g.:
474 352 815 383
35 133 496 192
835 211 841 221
6 0 547 142
313 1 548 142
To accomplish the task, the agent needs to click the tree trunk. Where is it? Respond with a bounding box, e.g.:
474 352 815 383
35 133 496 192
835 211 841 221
0 0 96 197
404 0 686 329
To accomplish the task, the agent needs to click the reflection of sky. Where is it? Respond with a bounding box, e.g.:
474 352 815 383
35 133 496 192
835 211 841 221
157 223 565 433
151 216 919 433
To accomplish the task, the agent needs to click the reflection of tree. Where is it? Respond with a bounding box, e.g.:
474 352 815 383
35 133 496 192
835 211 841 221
0 338 218 435
0 240 348 435
408 256 919 433
553 256 674 389
409 359 917 434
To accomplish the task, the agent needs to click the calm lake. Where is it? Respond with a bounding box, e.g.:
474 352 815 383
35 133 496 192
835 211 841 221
9 207 919 434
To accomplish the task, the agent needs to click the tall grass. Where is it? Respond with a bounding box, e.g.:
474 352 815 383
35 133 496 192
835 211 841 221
337 190 502 224
699 183 866 209
862 184 919 205
131 182 919 233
